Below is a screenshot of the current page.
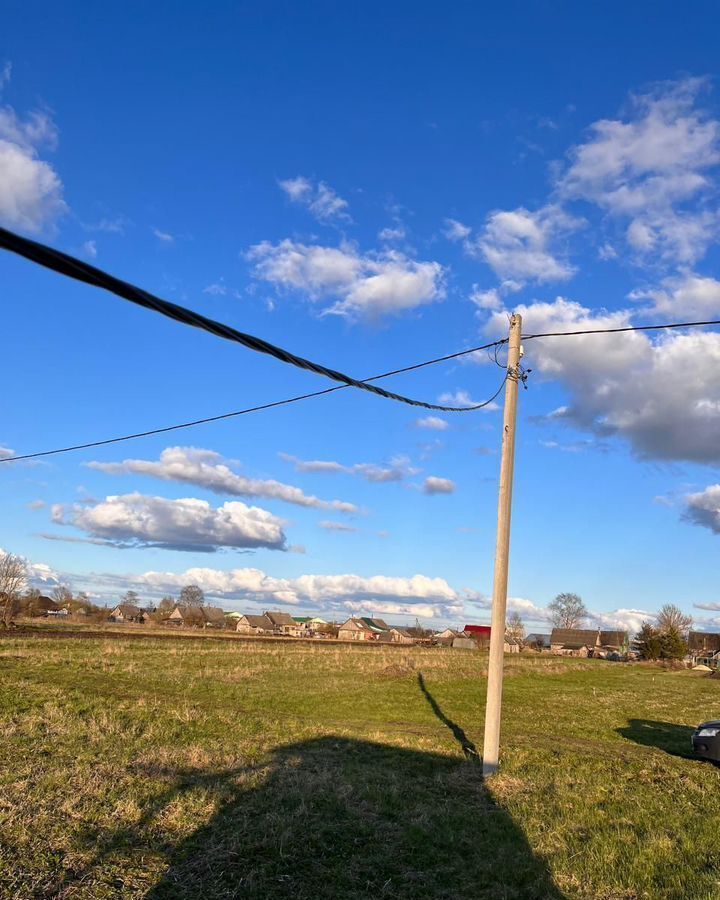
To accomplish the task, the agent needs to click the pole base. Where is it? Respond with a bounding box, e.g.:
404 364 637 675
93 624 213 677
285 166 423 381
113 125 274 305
482 760 499 778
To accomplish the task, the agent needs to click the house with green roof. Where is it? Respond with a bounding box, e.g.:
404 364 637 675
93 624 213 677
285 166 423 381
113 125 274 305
337 616 390 641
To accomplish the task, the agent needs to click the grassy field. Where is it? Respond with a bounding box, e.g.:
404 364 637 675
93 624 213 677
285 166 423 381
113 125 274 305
1 626 719 899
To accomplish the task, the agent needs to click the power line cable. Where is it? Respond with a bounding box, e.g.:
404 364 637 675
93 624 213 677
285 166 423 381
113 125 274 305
522 319 720 340
0 226 498 413
0 345 509 464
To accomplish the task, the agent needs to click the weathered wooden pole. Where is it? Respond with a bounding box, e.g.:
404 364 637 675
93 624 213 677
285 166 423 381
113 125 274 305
482 312 522 778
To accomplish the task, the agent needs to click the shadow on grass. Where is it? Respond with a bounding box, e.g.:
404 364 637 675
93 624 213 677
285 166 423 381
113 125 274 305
417 672 479 759
142 737 562 899
617 719 694 758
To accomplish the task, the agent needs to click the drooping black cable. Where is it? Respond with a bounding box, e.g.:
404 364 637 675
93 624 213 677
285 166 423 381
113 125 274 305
0 347 509 463
0 226 499 413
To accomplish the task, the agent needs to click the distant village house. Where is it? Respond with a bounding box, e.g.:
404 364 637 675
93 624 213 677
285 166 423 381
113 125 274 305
550 628 628 657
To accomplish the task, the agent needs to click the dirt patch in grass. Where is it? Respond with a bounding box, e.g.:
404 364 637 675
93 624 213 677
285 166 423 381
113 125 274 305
378 660 417 678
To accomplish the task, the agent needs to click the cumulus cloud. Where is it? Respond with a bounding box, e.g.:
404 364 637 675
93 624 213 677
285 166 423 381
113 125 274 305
466 205 580 284
87 447 357 514
0 87 65 231
423 476 455 495
51 492 287 552
470 286 503 312
485 297 720 464
683 485 720 534
279 452 418 483
589 608 658 634
443 218 472 241
278 176 350 222
630 271 720 319
247 239 445 319
465 591 552 624
122 566 460 617
131 565 299 605
415 416 448 431
557 78 720 264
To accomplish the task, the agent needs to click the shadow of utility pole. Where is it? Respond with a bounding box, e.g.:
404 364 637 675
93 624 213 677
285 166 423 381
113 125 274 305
417 671 479 760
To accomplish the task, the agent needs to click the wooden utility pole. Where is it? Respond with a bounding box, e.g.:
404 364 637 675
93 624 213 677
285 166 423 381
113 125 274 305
482 313 523 778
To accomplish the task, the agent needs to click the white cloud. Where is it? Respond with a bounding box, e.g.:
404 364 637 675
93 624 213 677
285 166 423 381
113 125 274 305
279 452 418 483
153 228 173 243
93 216 127 234
589 608 657 634
630 270 720 319
278 176 350 222
557 78 720 264
0 546 62 589
0 445 14 459
203 282 227 296
0 96 65 232
423 476 455 495
82 239 97 259
485 297 720 463
342 599 459 619
132 565 299 605
87 447 358 514
470 286 503 311
438 389 499 411
683 485 720 535
125 566 460 617
378 226 406 241
467 205 580 284
318 520 358 533
51 492 287 552
415 416 448 431
443 218 472 241
247 239 445 319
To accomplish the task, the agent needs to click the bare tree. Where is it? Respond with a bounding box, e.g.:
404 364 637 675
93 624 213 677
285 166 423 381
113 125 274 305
180 584 205 607
548 592 587 629
158 595 175 612
52 584 73 607
655 603 692 636
507 612 525 644
123 590 140 605
0 553 27 627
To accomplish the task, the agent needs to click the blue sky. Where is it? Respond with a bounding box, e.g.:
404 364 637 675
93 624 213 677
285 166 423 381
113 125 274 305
2 1 720 632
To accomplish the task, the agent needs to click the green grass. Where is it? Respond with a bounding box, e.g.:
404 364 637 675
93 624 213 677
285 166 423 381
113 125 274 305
1 627 719 898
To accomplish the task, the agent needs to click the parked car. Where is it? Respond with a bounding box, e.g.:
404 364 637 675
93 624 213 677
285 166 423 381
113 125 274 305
691 720 720 762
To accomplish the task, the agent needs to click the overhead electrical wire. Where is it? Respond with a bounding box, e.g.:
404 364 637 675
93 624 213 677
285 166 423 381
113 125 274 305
2 225 720 464
9 310 719 464
0 344 510 464
522 319 720 340
0 225 497 413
